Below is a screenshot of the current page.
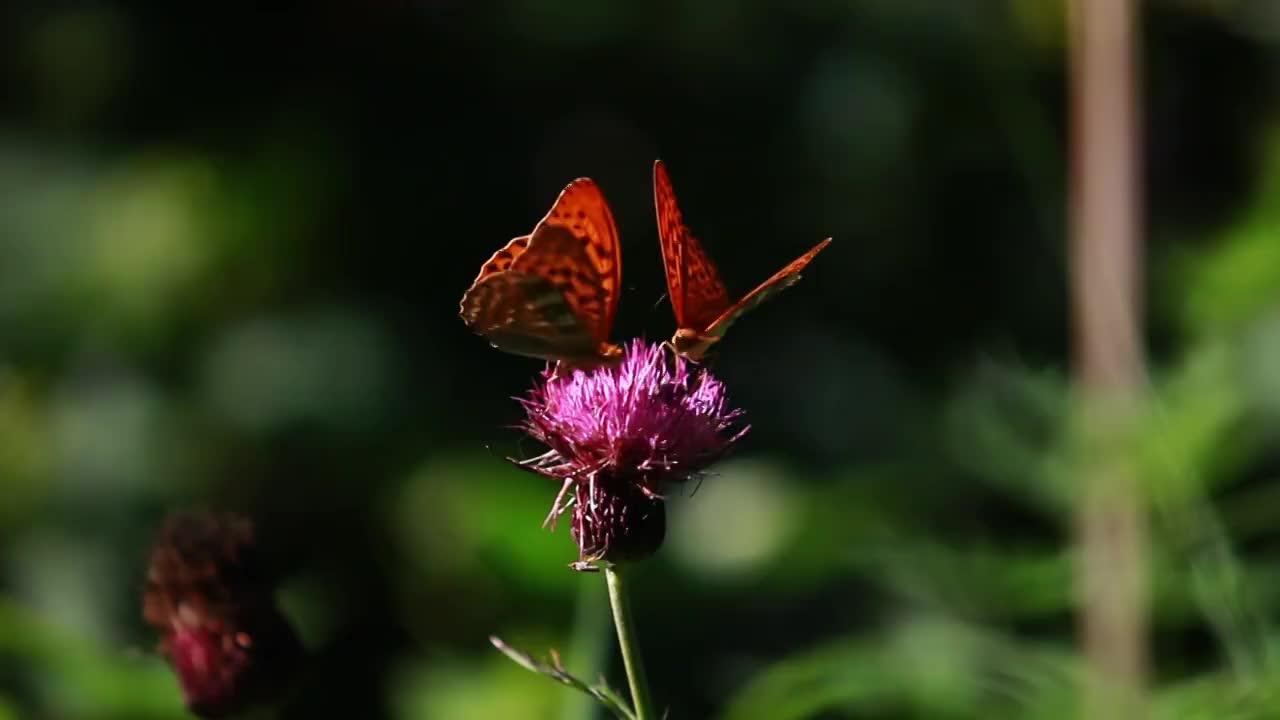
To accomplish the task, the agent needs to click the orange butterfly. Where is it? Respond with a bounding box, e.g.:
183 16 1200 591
460 178 623 368
654 159 831 361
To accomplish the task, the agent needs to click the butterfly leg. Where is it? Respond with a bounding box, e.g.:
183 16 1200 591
661 340 709 365
546 360 581 382
544 362 563 383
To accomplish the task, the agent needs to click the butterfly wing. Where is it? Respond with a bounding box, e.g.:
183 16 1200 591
511 178 621 350
469 235 530 286
459 270 598 360
459 178 622 363
653 160 730 333
702 237 831 340
654 160 686 327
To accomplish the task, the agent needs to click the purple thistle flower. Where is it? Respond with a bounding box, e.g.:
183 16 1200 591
515 340 748 567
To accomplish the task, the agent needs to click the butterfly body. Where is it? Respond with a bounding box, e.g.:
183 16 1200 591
654 160 830 361
460 179 623 368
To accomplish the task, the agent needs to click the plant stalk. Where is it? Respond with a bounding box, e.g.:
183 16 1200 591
604 567 655 720
1068 0 1148 716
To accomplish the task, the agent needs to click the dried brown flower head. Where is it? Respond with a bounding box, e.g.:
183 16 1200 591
142 510 301 718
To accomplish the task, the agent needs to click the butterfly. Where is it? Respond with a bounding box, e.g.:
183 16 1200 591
460 178 623 368
654 159 831 361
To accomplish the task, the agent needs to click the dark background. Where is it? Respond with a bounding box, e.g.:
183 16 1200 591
2 2 1280 719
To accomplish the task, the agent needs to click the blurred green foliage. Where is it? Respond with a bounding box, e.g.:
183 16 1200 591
0 1 1279 718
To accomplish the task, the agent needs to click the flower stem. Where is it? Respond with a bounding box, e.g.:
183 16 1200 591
604 566 655 720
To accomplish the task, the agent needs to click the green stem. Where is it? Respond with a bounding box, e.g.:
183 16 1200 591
604 567 655 720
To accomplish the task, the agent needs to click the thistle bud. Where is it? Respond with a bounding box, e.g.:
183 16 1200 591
571 477 667 564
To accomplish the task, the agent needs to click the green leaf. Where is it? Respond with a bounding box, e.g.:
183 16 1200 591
490 636 637 720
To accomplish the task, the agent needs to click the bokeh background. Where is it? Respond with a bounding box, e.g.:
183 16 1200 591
2 1 1280 718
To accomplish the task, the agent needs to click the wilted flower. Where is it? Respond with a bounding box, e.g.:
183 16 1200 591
142 510 302 718
516 340 748 566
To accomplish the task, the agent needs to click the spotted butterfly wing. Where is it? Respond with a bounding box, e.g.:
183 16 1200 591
460 178 623 365
654 160 731 335
470 234 530 283
654 159 830 360
700 236 831 339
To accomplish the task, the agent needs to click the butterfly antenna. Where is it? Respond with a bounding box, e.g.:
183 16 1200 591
650 292 669 313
